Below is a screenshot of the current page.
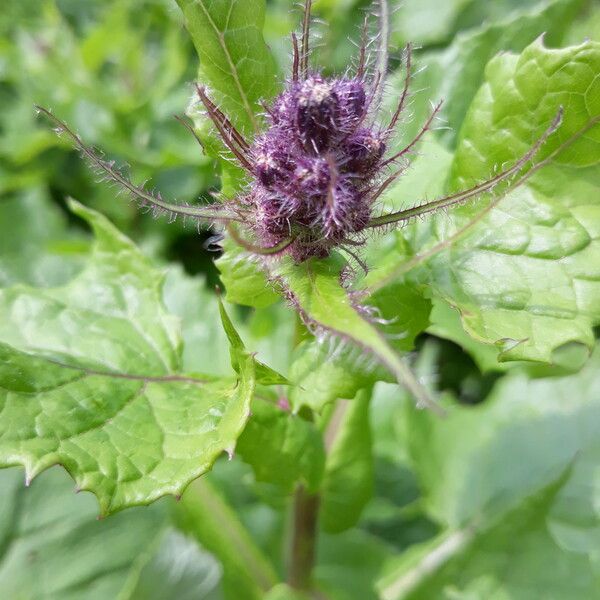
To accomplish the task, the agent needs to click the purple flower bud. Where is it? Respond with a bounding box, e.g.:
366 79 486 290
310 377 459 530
243 72 389 260
333 79 367 134
341 128 386 174
296 75 338 153
251 133 295 189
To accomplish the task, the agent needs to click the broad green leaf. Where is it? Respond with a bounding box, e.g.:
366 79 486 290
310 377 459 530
289 340 384 412
0 466 223 600
162 265 233 375
177 0 279 194
175 478 278 600
391 0 472 47
0 466 167 599
176 0 278 136
271 255 441 415
287 279 432 412
241 299 296 375
320 390 374 533
391 0 567 48
427 297 591 374
407 347 600 529
426 298 520 372
236 397 325 493
547 444 600 556
377 39 600 363
0 200 255 514
163 264 292 378
131 530 223 600
377 478 600 600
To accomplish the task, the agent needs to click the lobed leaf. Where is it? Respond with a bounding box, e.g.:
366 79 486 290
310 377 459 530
373 39 600 363
377 478 600 600
0 201 255 515
388 0 585 149
216 239 279 308
406 347 600 529
377 346 600 599
0 466 223 599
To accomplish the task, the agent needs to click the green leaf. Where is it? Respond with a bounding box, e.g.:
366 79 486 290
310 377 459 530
289 340 382 413
320 390 374 534
162 265 233 376
287 275 434 412
131 530 223 600
0 466 168 599
0 466 223 600
0 188 87 288
236 398 325 493
176 0 279 194
217 295 289 386
391 0 572 49
176 0 278 136
377 477 600 600
427 297 591 374
163 265 292 379
547 444 600 560
271 255 441 415
216 239 279 309
379 39 600 363
175 478 278 600
407 347 600 529
0 200 255 515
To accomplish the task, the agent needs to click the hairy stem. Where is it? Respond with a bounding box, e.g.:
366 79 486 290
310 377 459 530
287 486 320 591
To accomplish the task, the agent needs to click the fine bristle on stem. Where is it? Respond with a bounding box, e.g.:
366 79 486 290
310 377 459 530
367 108 564 228
387 43 412 132
35 105 243 223
381 99 444 167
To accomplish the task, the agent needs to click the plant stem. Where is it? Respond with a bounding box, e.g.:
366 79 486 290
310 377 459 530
287 314 320 591
287 485 320 591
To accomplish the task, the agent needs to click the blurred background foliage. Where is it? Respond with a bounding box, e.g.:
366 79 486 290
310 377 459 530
1 0 600 598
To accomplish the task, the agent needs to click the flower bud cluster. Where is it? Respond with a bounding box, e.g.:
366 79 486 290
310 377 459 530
247 74 385 260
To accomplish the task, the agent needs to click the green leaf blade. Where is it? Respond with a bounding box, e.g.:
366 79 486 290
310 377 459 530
272 256 440 415
237 398 325 493
320 390 374 534
176 0 278 136
177 0 279 194
380 39 600 364
0 202 255 515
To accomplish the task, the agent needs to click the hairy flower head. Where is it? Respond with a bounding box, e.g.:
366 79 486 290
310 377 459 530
244 72 384 261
